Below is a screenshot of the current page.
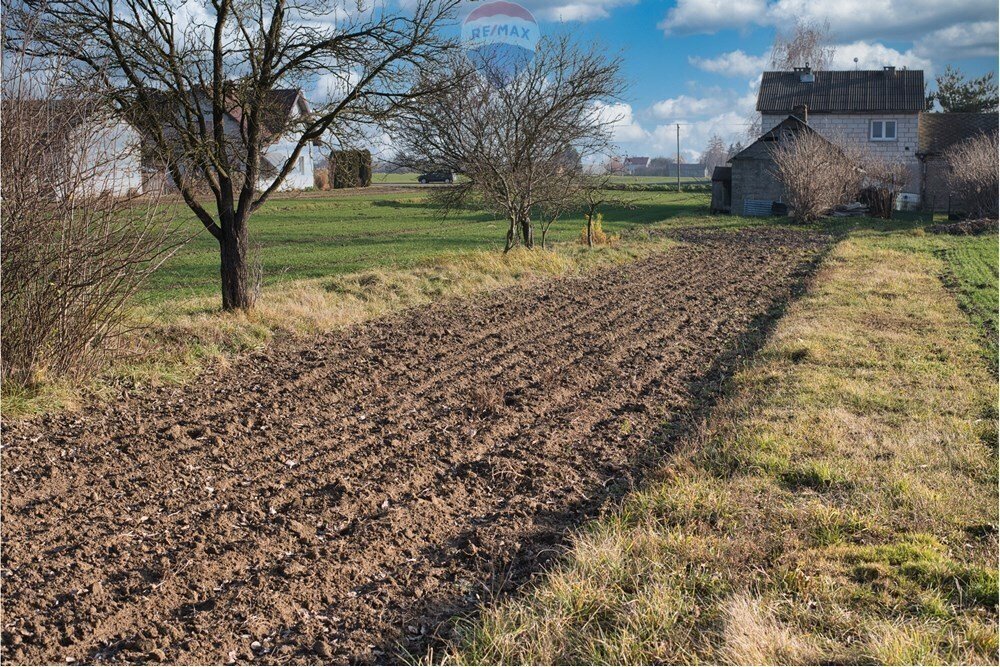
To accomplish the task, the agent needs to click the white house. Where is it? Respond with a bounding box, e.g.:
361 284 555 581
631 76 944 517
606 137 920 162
757 66 925 191
147 88 317 193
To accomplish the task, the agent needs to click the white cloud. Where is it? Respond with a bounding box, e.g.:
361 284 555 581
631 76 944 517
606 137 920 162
650 94 729 118
914 21 1000 60
659 0 766 34
644 111 751 160
473 0 637 23
830 41 933 73
689 50 769 77
660 0 997 48
593 101 648 142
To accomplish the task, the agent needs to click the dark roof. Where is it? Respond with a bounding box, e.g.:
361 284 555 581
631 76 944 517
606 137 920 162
757 69 925 114
918 112 999 155
711 166 731 181
730 115 832 161
624 156 650 165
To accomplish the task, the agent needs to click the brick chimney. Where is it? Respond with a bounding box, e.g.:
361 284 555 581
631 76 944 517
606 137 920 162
792 104 809 123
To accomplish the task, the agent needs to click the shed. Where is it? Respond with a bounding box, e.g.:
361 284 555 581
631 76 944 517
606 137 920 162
710 166 732 213
729 114 836 216
916 112 999 213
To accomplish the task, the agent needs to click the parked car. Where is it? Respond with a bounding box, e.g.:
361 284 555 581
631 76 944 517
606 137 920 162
417 171 454 184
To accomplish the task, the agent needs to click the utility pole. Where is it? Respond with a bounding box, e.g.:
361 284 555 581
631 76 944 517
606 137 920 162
676 123 681 192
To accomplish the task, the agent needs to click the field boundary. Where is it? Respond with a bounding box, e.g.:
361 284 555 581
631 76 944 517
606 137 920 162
446 229 999 664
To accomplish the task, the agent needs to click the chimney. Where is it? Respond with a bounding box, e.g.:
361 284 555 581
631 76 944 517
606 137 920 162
794 64 815 82
792 104 809 123
884 65 896 74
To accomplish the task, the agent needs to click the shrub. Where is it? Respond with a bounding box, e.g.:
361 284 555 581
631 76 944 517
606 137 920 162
579 213 616 246
1 51 178 387
314 168 330 190
771 131 858 223
946 132 999 219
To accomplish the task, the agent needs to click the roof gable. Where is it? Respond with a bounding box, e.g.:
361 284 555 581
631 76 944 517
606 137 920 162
730 115 831 161
757 69 925 114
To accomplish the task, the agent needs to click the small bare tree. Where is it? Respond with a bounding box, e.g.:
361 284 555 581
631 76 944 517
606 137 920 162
770 131 856 223
10 0 461 310
769 19 836 71
1 39 180 386
393 35 624 251
946 132 999 219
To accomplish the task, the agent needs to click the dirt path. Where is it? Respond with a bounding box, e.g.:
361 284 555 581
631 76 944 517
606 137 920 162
1 227 829 665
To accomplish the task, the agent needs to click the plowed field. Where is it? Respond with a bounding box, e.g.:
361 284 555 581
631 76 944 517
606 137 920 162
1 227 829 664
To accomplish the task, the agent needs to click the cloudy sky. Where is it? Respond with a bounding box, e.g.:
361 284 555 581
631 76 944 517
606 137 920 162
446 0 998 160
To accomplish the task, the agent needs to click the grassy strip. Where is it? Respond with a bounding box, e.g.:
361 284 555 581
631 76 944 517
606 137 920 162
1 237 672 419
936 234 998 371
448 229 999 664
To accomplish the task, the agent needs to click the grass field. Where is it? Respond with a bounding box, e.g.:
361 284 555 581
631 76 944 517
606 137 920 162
938 235 998 369
143 189 713 303
449 221 999 665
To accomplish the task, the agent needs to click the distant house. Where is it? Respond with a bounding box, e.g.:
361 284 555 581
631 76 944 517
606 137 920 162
917 113 999 213
729 66 997 216
147 88 317 193
757 66 924 191
623 156 650 175
11 99 144 197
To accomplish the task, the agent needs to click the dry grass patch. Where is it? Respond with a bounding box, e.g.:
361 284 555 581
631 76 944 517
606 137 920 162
447 233 998 664
3 239 671 418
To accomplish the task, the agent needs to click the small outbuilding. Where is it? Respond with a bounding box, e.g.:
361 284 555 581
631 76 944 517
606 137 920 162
710 166 732 213
917 112 999 214
729 114 836 216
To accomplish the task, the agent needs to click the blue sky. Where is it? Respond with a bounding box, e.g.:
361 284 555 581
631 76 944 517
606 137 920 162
465 0 999 159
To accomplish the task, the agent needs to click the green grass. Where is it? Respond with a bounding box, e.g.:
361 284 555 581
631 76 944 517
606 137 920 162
446 218 999 665
143 189 713 303
938 234 998 369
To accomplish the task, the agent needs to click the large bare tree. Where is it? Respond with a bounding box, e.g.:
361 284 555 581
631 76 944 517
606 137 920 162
8 0 460 309
393 35 624 251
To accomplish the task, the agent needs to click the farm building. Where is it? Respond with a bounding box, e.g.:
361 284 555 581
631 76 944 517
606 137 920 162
710 166 731 213
7 99 144 197
143 88 318 193
623 156 650 175
917 112 999 214
726 114 835 215
757 66 924 192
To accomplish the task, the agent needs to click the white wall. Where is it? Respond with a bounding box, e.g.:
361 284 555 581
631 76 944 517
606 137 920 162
71 119 144 197
762 112 921 190
260 138 314 191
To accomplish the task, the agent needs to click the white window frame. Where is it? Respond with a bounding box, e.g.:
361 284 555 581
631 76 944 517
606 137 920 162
870 119 897 141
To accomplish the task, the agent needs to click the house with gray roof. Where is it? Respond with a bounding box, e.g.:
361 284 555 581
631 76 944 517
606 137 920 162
758 66 925 191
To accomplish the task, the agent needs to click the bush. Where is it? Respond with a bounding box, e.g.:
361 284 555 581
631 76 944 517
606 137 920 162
328 149 373 188
771 131 858 223
1 51 178 387
314 168 330 190
579 213 616 246
946 132 999 219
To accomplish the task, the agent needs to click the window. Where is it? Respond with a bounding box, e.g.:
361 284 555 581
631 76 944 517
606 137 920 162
871 120 897 141
298 156 306 173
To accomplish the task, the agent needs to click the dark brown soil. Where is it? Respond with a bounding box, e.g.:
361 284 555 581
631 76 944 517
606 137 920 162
1 227 829 665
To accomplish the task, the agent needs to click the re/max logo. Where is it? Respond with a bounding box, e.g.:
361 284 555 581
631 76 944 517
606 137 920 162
468 24 532 40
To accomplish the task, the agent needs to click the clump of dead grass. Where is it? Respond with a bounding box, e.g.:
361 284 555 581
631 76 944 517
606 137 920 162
445 233 998 664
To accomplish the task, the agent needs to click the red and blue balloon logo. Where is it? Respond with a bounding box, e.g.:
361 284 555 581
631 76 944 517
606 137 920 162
461 1 538 77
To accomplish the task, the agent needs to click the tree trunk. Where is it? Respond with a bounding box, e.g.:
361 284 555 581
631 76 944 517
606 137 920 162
586 213 594 248
504 215 517 253
219 211 253 310
519 216 533 249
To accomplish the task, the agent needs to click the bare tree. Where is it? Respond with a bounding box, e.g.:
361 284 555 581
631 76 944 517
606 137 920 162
1 35 180 386
946 132 1000 218
770 131 856 223
769 19 836 71
700 134 728 174
393 35 624 251
9 0 460 310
